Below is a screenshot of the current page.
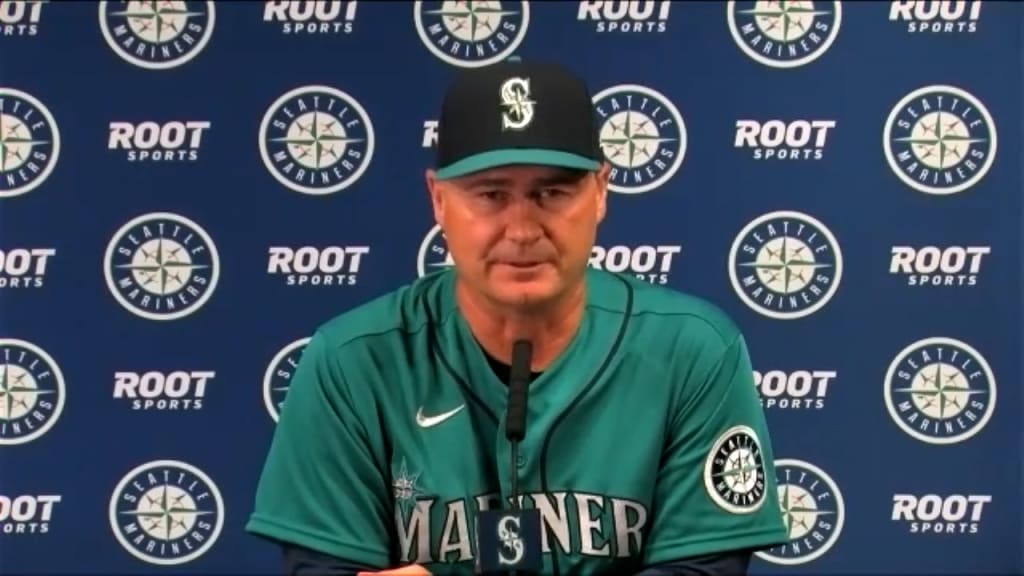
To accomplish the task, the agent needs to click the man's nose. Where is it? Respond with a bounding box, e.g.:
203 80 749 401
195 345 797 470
503 198 543 243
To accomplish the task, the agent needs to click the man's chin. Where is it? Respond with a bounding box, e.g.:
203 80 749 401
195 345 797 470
488 282 559 309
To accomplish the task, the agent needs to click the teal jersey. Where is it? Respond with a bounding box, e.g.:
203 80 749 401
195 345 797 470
246 268 788 574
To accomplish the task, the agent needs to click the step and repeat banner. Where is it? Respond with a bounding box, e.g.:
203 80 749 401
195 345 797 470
2 1 1020 574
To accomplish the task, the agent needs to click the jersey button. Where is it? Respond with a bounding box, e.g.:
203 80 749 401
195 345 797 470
516 453 526 467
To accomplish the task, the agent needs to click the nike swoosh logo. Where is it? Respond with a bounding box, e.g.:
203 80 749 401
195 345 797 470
416 404 465 428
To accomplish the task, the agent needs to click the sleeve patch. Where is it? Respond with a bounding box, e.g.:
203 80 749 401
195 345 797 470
703 425 768 514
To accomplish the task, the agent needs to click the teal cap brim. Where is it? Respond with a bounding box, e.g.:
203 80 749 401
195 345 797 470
434 149 602 180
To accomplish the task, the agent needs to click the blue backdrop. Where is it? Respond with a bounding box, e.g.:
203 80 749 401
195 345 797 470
2 0 1021 574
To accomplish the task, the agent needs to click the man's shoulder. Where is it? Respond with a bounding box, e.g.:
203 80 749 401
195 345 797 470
587 269 743 350
313 270 455 352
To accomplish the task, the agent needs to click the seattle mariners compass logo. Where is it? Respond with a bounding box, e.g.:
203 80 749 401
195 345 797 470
729 210 842 320
592 84 687 194
883 85 997 196
0 88 60 199
417 224 454 277
727 1 841 69
884 337 996 445
0 338 66 446
704 425 768 514
263 336 310 422
103 212 220 321
99 1 215 70
259 85 375 196
109 459 224 565
414 1 530 68
755 459 845 565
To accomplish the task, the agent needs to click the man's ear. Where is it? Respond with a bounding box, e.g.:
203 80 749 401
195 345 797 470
594 162 610 224
425 169 444 226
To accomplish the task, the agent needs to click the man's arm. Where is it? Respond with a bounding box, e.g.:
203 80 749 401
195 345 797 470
283 543 376 575
635 549 752 575
245 329 393 570
279 535 752 576
641 327 789 568
283 544 430 576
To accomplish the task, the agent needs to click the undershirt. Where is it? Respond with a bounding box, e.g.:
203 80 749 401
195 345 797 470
480 346 542 385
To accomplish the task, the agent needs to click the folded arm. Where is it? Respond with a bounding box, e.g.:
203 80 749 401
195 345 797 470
282 543 752 576
284 544 374 575
635 549 753 575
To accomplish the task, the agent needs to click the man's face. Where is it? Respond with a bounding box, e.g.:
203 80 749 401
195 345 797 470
426 163 609 310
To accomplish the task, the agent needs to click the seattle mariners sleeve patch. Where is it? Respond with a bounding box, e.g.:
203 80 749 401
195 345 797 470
703 425 768 514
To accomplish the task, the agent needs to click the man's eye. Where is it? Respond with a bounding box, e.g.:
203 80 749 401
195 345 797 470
540 188 569 198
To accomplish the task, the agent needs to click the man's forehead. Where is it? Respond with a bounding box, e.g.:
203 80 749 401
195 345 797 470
456 165 590 186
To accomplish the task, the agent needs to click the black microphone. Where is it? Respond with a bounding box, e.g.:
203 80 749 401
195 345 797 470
506 339 532 511
476 340 542 574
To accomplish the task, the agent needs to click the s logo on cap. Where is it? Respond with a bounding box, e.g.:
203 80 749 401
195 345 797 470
500 77 535 131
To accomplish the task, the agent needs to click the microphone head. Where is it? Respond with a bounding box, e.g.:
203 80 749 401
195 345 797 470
505 339 533 441
510 340 533 378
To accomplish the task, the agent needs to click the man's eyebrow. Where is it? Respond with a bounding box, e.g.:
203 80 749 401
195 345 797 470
464 177 513 188
536 170 588 185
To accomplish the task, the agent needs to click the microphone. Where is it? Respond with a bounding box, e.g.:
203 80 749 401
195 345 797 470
475 339 542 575
505 339 532 510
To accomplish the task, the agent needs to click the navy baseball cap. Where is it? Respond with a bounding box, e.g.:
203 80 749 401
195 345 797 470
433 59 603 180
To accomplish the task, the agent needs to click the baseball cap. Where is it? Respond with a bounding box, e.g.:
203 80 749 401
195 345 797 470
433 59 603 180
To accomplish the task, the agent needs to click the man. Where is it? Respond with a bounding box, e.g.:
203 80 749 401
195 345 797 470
246 59 789 575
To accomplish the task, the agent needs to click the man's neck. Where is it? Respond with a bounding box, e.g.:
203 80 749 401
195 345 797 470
455 278 586 371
